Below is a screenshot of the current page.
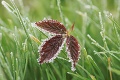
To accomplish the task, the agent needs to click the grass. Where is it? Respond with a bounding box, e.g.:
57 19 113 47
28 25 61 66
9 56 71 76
0 0 120 80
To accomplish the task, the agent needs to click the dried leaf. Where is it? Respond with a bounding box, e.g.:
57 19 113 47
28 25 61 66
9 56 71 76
38 35 65 63
35 19 67 35
66 35 80 71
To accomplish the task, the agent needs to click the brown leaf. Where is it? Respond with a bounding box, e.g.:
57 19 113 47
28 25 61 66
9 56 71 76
38 35 65 64
66 35 80 71
35 19 67 35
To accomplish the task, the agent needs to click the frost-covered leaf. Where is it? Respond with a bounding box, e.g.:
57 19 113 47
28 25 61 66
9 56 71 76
35 19 81 71
35 19 67 35
66 35 80 71
38 35 65 64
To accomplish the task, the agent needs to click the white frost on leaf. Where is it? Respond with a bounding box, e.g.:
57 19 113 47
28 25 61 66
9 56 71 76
37 35 66 64
47 37 66 63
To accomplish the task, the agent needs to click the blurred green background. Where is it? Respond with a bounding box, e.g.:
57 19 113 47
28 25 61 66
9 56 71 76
0 0 120 80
